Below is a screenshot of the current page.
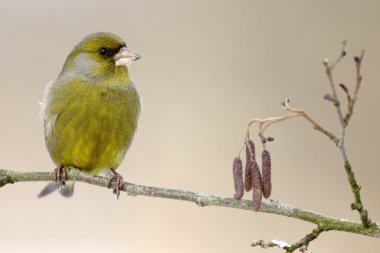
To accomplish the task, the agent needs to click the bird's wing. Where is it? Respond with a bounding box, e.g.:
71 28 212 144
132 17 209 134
40 81 60 139
43 113 59 140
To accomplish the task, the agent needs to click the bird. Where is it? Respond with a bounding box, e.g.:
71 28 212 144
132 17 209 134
39 32 141 198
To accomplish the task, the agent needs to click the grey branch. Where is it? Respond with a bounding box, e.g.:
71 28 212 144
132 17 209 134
1 168 379 240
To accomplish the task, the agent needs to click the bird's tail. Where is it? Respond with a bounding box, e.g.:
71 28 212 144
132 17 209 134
38 181 75 198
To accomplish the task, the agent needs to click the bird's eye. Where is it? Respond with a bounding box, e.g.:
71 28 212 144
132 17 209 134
99 47 112 58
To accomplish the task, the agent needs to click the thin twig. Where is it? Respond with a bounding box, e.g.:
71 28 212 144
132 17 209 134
242 114 301 151
324 48 373 228
284 226 326 253
323 40 347 103
237 99 339 157
325 68 346 144
344 49 365 126
330 40 347 71
281 99 340 146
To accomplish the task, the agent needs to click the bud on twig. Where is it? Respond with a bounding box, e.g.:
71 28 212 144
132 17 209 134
341 40 347 58
339 83 349 94
299 245 307 253
323 94 335 102
233 157 244 200
252 161 263 211
245 140 255 191
262 150 272 199
281 98 291 109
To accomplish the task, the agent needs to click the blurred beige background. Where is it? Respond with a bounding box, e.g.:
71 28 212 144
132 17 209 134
0 0 379 252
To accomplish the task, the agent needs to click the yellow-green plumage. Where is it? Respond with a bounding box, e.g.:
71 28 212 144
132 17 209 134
42 32 141 176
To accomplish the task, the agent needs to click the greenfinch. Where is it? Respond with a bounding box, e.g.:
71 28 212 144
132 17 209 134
39 32 141 198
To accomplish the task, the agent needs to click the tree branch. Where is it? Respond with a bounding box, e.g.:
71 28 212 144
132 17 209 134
1 168 379 239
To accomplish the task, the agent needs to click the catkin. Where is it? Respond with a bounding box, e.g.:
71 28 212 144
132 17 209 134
233 157 244 200
261 150 272 199
252 161 263 211
244 139 255 191
246 139 255 160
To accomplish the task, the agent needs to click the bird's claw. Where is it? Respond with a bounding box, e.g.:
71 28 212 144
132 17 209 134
53 165 67 189
107 169 123 199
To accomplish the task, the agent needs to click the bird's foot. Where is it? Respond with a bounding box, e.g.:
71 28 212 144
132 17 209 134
107 168 123 199
53 165 67 189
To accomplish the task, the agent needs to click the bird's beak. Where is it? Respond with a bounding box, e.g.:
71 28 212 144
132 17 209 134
113 47 141 67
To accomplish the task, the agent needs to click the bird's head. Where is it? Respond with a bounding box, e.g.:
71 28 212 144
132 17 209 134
59 32 140 80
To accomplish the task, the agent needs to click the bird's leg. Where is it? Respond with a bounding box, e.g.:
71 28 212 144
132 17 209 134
107 168 124 199
53 165 67 189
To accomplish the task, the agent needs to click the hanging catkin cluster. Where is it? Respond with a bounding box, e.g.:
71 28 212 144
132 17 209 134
232 139 272 211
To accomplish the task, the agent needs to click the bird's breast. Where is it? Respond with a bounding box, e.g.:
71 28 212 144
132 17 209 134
46 82 141 174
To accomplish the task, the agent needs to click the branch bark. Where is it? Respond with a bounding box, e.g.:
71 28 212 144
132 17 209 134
1 168 379 239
